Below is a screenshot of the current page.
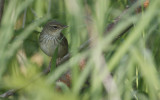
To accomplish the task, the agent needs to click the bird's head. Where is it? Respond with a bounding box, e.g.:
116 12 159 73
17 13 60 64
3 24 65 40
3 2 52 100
43 20 68 36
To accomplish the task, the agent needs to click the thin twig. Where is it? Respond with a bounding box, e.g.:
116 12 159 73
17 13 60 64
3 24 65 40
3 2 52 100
0 89 17 98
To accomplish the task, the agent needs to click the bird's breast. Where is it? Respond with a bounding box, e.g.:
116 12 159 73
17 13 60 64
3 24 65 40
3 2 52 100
39 33 59 57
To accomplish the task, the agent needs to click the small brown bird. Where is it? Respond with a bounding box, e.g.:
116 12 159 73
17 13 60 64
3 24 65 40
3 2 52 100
39 21 68 66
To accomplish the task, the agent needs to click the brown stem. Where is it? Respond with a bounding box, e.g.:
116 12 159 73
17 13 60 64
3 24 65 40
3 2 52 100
0 89 17 98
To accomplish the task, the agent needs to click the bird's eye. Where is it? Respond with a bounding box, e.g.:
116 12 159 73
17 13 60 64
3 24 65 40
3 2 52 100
53 26 58 29
50 25 58 29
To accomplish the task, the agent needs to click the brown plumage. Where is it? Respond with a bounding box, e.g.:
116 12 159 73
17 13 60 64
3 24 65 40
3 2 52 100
39 20 68 58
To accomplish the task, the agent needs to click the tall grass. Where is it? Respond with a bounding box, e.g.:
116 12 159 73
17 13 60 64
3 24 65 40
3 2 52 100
0 0 160 100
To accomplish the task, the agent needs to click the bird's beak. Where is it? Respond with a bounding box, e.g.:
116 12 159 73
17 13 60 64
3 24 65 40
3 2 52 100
63 25 68 29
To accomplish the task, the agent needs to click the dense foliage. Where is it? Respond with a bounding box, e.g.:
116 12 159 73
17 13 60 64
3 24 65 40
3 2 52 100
0 0 160 100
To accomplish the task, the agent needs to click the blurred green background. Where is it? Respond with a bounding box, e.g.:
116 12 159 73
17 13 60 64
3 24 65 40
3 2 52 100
0 0 160 100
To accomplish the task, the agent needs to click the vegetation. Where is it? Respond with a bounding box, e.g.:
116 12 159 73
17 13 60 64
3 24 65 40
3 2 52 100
0 0 160 100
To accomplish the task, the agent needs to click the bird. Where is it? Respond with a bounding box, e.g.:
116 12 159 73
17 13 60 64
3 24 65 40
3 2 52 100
39 20 68 72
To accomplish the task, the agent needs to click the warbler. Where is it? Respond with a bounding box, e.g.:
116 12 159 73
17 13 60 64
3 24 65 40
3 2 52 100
39 21 68 59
